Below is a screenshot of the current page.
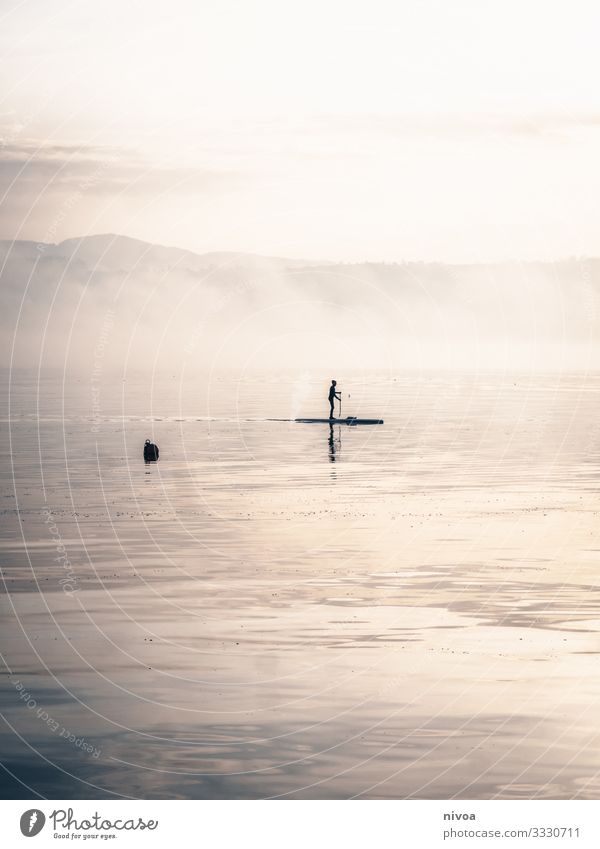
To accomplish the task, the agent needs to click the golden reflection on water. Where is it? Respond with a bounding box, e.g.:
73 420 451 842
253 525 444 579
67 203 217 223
1 371 600 798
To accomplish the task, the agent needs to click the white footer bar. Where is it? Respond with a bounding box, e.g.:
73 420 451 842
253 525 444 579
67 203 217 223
1 799 599 848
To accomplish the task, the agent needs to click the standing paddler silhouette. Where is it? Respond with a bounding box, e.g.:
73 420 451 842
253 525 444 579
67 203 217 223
328 380 341 419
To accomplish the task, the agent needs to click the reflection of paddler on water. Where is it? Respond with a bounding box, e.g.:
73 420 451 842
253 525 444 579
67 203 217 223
328 423 341 462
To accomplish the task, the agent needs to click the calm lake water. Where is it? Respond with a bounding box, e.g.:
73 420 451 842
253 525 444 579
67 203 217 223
2 368 600 799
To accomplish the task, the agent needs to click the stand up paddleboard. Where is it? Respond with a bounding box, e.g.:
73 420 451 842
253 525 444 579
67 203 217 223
295 417 383 426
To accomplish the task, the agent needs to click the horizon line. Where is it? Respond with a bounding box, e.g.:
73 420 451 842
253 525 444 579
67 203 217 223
0 231 598 267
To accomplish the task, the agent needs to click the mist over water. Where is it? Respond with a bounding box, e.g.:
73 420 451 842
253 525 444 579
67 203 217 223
2 235 600 375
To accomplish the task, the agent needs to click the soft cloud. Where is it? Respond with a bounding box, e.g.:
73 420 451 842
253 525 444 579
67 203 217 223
0 137 241 244
2 1 600 260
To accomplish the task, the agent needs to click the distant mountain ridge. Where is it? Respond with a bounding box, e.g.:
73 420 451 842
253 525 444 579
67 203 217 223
0 234 328 273
2 233 597 274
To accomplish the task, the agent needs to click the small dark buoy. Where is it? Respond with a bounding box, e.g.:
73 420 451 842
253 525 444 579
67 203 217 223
143 439 159 462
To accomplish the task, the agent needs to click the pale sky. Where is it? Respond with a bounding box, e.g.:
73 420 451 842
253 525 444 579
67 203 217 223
2 0 600 261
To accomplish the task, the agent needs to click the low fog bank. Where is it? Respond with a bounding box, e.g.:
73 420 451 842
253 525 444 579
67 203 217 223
2 234 600 375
